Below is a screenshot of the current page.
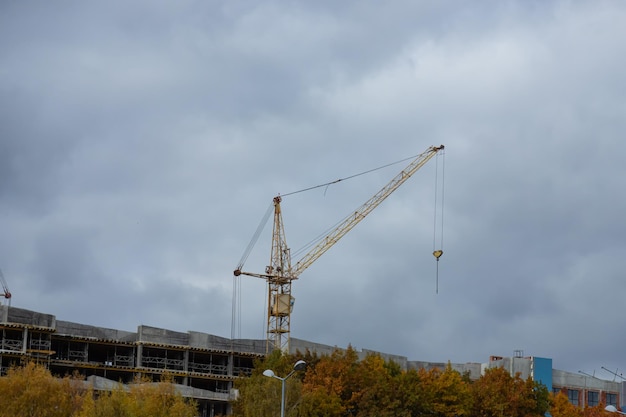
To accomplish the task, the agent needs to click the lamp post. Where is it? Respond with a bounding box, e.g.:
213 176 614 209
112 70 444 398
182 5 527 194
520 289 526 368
263 360 307 417
606 405 626 414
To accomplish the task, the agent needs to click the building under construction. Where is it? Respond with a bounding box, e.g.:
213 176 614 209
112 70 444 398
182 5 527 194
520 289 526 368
0 305 265 416
0 304 404 416
2 304 625 415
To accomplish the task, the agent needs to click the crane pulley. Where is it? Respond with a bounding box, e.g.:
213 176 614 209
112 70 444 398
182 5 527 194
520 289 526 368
234 144 445 353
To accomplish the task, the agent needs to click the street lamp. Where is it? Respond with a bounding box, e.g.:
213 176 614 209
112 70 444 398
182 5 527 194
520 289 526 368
605 405 626 414
263 360 307 417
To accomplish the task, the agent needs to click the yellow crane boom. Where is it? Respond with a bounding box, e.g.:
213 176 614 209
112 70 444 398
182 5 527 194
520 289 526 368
234 144 444 353
293 145 444 277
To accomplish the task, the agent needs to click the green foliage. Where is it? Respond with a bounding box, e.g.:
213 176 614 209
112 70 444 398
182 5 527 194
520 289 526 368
232 349 306 417
426 364 473 417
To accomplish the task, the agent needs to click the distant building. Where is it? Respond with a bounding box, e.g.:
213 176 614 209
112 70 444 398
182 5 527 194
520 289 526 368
484 354 624 411
1 305 623 414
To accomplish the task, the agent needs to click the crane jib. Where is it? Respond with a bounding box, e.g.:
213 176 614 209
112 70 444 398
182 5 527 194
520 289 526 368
293 144 444 276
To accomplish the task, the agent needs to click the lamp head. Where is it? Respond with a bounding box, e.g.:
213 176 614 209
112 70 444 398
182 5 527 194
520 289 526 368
293 360 307 371
263 369 275 378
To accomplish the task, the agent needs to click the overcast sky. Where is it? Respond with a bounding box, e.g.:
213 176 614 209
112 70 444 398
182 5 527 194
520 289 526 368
1 0 625 377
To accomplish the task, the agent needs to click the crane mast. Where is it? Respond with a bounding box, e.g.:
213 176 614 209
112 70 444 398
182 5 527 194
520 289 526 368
235 145 444 353
266 195 293 352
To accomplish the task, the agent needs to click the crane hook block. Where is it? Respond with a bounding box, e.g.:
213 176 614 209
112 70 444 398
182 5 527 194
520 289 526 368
433 250 443 260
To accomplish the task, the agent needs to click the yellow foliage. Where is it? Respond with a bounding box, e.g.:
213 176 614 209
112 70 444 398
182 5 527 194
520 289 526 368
0 362 197 417
0 361 85 417
550 391 583 417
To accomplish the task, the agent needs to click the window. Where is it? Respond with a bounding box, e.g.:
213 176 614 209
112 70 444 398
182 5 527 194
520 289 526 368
553 387 562 395
606 393 618 407
568 389 579 406
587 391 599 407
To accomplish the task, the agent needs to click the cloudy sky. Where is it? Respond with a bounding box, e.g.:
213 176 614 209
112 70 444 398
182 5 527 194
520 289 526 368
2 1 625 377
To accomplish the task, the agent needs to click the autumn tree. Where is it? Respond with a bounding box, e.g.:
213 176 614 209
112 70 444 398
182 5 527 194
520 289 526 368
550 391 583 417
232 348 555 417
127 375 197 417
0 361 85 417
0 362 197 417
232 350 306 417
75 374 198 417
78 384 132 417
300 348 472 417
581 404 616 417
420 364 472 417
338 353 396 417
299 345 387 416
470 366 550 417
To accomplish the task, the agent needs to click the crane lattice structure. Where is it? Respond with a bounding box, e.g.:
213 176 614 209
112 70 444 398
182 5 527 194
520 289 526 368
234 145 444 353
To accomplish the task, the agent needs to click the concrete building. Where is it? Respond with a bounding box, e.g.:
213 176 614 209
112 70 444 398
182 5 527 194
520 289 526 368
411 354 625 411
0 305 264 416
1 305 624 414
485 354 625 411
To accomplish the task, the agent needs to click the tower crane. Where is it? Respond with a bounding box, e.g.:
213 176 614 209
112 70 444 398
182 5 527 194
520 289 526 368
234 145 444 353
0 268 12 306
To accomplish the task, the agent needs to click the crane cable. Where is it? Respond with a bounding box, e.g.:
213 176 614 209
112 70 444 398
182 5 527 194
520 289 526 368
231 150 442 339
286 153 426 259
232 201 274 343
233 152 413 272
432 150 445 294
235 201 274 272
281 153 423 198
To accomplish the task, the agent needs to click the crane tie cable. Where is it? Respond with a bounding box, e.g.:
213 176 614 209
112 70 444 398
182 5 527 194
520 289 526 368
280 154 422 198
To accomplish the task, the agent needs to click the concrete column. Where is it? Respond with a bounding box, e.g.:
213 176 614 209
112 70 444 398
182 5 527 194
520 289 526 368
227 353 233 377
22 327 28 354
183 349 189 385
136 343 143 367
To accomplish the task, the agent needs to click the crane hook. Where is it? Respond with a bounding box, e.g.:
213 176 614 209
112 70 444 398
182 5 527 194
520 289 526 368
433 250 443 294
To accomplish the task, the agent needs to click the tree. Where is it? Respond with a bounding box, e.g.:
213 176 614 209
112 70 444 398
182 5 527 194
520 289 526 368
125 375 197 417
346 353 397 417
550 392 582 417
77 376 197 417
392 368 428 416
425 364 472 417
0 361 85 417
298 387 345 417
82 384 132 417
0 362 197 417
299 346 361 415
232 350 306 417
233 349 554 417
470 367 550 417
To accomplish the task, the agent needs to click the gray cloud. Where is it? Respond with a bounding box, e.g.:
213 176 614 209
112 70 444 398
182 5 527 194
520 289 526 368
1 0 625 376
